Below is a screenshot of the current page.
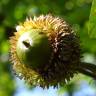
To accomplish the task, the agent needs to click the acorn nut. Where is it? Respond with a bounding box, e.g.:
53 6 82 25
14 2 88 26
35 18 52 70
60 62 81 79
16 30 52 69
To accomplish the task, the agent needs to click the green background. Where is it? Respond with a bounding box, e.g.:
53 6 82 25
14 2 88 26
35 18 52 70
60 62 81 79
0 0 96 96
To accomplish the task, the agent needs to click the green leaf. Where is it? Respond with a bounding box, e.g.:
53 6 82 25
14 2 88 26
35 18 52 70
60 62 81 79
88 0 96 38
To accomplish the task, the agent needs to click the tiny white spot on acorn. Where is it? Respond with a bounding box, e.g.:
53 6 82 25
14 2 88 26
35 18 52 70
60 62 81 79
18 32 33 50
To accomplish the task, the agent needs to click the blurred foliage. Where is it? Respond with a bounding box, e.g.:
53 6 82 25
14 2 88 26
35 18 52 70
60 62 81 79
0 0 96 96
57 74 94 96
88 0 96 38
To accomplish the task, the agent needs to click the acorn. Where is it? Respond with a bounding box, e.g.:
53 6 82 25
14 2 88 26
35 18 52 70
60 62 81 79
16 29 52 69
9 15 96 88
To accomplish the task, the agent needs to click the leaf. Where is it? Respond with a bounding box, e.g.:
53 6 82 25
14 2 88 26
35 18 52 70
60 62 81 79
88 0 96 38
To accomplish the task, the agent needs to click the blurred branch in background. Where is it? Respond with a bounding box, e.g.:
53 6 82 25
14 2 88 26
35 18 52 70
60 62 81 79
0 0 96 96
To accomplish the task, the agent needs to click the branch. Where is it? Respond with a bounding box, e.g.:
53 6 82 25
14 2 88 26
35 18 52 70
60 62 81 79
77 62 96 79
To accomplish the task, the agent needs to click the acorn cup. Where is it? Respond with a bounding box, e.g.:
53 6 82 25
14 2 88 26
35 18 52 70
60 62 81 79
9 15 96 88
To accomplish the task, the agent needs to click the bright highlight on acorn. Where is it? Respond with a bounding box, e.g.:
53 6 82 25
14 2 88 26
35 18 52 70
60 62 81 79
9 15 96 88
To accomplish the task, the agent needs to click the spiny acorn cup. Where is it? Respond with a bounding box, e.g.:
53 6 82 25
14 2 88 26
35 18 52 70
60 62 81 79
9 15 81 88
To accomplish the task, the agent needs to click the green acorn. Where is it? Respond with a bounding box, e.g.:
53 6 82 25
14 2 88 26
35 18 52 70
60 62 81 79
16 29 52 69
9 15 96 88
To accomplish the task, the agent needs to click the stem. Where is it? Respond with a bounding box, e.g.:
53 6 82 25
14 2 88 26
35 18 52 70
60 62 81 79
80 62 96 72
78 67 96 79
77 62 96 79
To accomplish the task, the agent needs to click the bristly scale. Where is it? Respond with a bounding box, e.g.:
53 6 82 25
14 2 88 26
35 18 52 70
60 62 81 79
9 15 81 88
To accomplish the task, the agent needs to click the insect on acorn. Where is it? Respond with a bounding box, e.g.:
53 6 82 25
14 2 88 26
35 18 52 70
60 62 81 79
9 15 96 88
